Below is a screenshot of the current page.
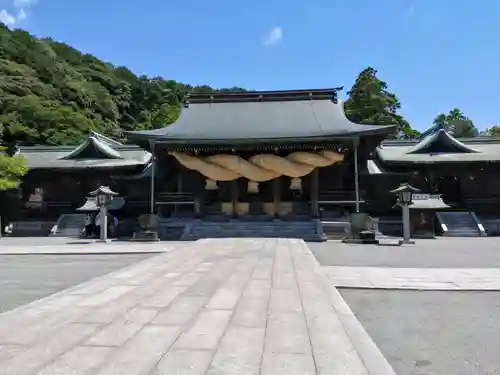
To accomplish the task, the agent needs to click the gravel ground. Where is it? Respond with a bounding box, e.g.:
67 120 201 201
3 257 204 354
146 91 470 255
309 237 500 268
0 253 156 313
341 289 500 375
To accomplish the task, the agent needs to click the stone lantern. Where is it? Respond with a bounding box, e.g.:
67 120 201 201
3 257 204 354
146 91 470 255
390 183 419 244
89 185 118 242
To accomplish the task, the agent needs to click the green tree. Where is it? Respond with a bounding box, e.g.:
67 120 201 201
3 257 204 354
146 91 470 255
0 24 247 146
0 150 27 190
433 109 478 138
344 67 419 139
480 126 500 137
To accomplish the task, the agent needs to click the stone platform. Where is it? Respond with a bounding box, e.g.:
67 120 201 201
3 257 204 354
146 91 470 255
326 266 500 290
0 238 393 375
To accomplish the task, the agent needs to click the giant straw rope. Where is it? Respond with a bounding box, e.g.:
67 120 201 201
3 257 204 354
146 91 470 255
169 150 344 182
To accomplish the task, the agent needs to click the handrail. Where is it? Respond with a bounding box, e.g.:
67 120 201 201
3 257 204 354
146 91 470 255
469 212 487 236
435 212 449 233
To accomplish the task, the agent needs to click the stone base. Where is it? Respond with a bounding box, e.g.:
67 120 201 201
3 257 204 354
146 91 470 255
342 238 379 245
130 230 160 242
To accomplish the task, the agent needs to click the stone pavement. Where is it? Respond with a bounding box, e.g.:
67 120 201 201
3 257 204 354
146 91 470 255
326 266 500 290
0 239 184 254
0 238 394 375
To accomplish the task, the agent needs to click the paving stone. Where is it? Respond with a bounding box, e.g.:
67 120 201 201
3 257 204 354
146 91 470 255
85 308 159 347
78 286 136 307
194 262 215 272
0 305 93 345
0 323 100 375
243 279 271 298
143 286 188 308
0 345 25 362
264 313 311 354
173 273 202 287
273 272 297 289
152 296 207 326
174 310 233 350
251 265 273 280
151 349 214 375
206 326 265 375
95 325 181 375
34 346 114 375
206 287 243 310
261 352 316 375
232 297 269 327
269 289 303 313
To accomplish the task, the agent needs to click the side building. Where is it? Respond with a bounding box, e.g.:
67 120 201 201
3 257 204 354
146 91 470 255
366 128 500 237
6 132 151 236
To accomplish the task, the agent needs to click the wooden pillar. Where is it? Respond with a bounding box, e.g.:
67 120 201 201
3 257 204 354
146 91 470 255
273 178 281 219
231 180 238 217
175 171 182 216
194 174 203 218
354 138 360 213
311 168 319 218
149 141 156 214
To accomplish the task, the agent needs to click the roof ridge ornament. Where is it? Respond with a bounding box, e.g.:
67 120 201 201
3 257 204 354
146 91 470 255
59 135 123 160
406 128 479 154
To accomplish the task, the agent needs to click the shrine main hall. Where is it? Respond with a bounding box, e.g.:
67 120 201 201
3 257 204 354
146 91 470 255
9 88 500 240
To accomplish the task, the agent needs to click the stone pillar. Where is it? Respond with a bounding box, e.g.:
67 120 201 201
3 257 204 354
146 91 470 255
311 169 319 218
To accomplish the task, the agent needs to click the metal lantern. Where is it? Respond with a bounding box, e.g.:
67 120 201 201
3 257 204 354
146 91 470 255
390 183 420 244
390 183 419 206
90 186 118 207
89 186 119 242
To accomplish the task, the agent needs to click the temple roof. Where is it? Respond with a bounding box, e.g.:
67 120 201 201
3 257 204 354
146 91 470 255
125 89 396 147
377 129 500 164
16 132 151 170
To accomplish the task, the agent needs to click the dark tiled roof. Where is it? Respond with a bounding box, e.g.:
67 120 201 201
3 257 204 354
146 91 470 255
16 132 151 170
125 89 396 145
377 130 500 163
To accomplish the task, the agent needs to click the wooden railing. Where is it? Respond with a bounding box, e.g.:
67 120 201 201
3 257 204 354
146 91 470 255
318 190 366 205
155 192 195 205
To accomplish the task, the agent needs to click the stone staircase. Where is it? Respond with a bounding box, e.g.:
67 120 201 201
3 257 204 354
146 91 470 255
50 213 86 237
437 211 483 237
181 216 325 242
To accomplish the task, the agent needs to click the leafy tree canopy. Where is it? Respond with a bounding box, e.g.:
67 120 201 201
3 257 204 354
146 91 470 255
0 24 246 146
344 67 419 139
480 126 500 137
433 109 478 138
0 148 27 190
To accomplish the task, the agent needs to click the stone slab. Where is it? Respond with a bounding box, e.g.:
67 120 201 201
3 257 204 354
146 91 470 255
325 266 500 290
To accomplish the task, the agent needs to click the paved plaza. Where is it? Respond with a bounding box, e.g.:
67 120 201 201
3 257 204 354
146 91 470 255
0 238 393 375
0 253 157 313
1 237 500 375
309 237 500 268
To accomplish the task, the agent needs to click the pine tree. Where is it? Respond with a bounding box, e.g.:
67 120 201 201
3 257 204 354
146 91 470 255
344 67 419 139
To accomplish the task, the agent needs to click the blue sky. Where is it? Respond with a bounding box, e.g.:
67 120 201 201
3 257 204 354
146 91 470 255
1 0 499 131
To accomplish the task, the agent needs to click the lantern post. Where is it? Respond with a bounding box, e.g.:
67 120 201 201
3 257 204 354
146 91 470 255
89 186 118 243
390 183 419 244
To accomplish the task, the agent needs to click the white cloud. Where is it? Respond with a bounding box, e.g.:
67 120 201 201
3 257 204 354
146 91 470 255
263 26 283 47
0 9 16 24
14 0 37 9
17 8 26 20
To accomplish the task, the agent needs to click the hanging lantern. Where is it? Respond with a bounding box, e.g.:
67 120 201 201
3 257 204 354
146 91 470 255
290 177 302 191
205 179 218 190
247 181 259 194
